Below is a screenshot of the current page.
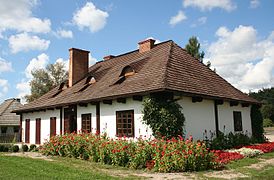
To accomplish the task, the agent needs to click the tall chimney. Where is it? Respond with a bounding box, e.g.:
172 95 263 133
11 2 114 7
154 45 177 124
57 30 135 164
138 39 155 53
69 48 90 87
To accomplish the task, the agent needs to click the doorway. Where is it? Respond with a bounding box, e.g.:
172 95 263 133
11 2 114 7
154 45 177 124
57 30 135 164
64 106 77 133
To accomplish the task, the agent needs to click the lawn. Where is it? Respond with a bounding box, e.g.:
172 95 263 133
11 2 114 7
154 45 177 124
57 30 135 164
0 153 137 180
1 152 274 179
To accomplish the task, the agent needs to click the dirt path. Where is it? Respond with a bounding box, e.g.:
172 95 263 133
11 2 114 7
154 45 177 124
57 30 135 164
5 152 54 161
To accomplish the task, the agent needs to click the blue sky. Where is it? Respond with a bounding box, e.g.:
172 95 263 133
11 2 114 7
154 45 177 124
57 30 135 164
0 0 274 103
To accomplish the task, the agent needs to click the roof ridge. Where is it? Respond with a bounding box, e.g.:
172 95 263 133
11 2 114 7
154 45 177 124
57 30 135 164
94 40 173 65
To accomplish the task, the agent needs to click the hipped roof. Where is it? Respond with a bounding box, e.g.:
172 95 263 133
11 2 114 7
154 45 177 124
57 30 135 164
14 40 258 113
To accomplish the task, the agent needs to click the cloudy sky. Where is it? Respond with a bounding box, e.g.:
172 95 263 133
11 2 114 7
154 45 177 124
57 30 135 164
0 0 273 103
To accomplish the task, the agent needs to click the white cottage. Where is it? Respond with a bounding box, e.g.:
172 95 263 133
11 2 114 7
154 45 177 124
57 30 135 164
14 39 258 144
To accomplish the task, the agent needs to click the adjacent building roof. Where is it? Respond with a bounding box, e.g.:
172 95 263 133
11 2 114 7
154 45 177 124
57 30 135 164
0 98 22 126
14 40 258 113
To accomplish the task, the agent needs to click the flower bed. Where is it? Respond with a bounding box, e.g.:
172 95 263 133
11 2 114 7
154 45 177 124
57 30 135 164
244 142 274 153
40 133 217 172
212 150 244 164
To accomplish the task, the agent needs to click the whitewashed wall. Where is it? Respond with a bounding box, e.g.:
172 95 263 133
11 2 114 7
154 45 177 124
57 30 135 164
77 104 97 133
218 102 252 136
21 96 253 144
22 109 60 144
100 97 152 138
178 96 216 140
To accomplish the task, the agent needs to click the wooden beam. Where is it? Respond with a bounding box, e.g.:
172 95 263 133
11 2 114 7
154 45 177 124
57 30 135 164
215 99 224 105
96 103 100 134
103 100 112 105
117 98 126 103
79 103 88 107
214 101 219 137
133 95 143 101
241 103 250 107
230 101 239 107
192 96 203 103
47 108 54 110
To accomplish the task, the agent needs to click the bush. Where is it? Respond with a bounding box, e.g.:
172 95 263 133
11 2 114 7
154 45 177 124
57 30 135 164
29 144 37 151
208 131 252 150
22 144 29 152
251 105 265 142
142 93 185 139
11 145 19 152
263 118 274 127
0 143 12 152
40 133 217 172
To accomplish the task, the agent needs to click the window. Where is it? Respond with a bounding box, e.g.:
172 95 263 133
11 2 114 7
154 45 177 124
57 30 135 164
50 117 56 137
36 118 41 144
81 114 92 133
25 119 30 143
14 126 19 133
233 111 243 132
116 110 134 137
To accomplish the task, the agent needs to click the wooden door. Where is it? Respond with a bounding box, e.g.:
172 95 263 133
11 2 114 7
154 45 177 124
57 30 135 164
25 119 30 143
35 118 41 144
50 117 56 137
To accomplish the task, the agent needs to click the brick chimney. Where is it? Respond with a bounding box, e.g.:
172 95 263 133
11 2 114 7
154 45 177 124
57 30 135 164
138 39 155 53
103 55 115 61
69 48 90 87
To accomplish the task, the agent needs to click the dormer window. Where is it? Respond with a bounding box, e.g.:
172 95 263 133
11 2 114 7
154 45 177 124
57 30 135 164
78 76 96 92
120 65 135 77
52 81 68 98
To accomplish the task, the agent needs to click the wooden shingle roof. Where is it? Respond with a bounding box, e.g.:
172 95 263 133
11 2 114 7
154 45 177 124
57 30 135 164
0 98 22 125
14 40 258 113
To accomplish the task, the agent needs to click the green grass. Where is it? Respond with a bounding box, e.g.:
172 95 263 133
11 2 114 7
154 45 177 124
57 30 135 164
0 154 137 180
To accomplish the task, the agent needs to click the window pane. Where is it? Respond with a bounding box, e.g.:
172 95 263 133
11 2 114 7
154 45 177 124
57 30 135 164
116 110 134 137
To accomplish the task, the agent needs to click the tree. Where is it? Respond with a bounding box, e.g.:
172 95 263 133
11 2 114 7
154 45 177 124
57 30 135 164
185 36 205 62
142 93 185 139
25 62 68 103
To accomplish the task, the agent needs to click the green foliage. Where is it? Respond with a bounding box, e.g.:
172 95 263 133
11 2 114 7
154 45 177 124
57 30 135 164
185 36 205 62
40 133 217 172
208 131 252 150
251 105 265 142
0 143 12 152
29 144 37 151
25 62 68 103
142 94 185 139
22 144 29 152
11 145 19 152
261 104 274 122
263 118 274 127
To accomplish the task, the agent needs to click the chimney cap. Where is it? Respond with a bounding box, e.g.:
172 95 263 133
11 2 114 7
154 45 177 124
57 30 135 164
138 39 156 45
103 55 116 61
69 48 90 53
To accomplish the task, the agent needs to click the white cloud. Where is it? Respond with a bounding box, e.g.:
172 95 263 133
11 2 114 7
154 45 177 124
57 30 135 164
169 11 187 26
25 53 49 78
56 29 73 39
250 0 260 8
206 26 274 92
73 2 109 33
183 0 236 11
9 33 50 53
0 0 51 34
89 54 97 65
191 16 207 27
0 58 13 73
0 79 9 98
16 80 30 103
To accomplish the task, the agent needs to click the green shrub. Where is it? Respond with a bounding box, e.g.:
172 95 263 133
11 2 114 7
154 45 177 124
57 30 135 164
11 145 19 152
208 131 252 150
22 144 29 152
142 93 185 139
0 143 12 152
29 144 37 151
40 133 217 172
251 105 265 142
263 118 274 127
